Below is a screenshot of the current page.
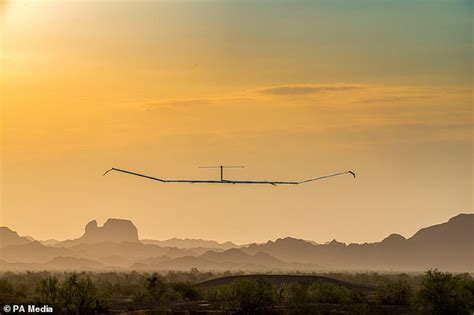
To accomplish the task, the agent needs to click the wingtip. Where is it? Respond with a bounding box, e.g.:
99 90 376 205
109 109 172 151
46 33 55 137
103 168 114 176
348 171 356 178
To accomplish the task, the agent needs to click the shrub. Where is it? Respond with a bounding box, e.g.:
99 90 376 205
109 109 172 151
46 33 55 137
58 273 103 314
286 284 312 314
308 282 352 304
230 280 275 314
131 287 147 302
416 269 474 315
36 276 60 305
172 282 201 301
0 278 18 303
145 274 167 302
160 288 182 303
378 279 413 305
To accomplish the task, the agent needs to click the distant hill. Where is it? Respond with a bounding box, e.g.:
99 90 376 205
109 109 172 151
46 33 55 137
44 256 105 270
64 241 193 261
409 213 473 248
141 238 238 250
40 239 61 246
0 213 472 271
243 237 320 263
0 256 104 270
200 248 283 266
138 255 277 271
96 255 133 268
56 218 139 247
241 213 474 271
0 241 71 263
0 227 32 248
135 255 173 265
0 258 38 270
134 249 324 271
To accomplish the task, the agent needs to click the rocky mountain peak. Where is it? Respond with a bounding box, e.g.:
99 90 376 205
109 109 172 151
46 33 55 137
56 218 139 247
0 227 32 248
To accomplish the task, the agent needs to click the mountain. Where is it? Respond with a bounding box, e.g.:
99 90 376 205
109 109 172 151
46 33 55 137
240 213 474 271
133 249 323 271
409 213 473 248
141 238 238 250
0 258 38 270
399 213 473 270
56 219 139 247
0 241 71 263
200 248 283 267
0 257 104 270
198 248 323 270
44 256 105 269
200 248 285 267
0 213 471 271
97 255 133 268
64 241 193 261
0 227 32 248
135 255 173 265
40 239 61 246
140 255 274 271
243 237 320 263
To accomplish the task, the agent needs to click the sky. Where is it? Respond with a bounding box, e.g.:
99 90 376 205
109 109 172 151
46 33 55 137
1 0 472 244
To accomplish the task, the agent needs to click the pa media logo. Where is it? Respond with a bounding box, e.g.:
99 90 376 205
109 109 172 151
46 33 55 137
2 305 53 313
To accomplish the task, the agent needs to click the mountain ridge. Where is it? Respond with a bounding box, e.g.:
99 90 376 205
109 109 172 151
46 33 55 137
1 213 472 271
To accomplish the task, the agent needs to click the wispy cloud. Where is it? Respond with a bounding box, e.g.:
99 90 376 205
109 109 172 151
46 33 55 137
357 95 435 104
142 97 250 111
257 84 363 96
138 83 470 115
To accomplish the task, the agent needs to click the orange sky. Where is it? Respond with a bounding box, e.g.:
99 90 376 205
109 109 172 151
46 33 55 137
1 0 472 244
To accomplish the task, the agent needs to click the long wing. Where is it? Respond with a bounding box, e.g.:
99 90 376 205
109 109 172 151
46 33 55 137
104 168 355 185
298 170 356 184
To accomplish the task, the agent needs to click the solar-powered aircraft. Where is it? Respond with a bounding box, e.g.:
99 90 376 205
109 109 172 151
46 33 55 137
103 165 355 186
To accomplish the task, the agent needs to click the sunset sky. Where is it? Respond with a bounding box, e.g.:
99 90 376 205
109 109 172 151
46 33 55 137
1 0 472 244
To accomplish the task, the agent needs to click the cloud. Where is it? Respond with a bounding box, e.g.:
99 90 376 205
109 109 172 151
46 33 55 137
138 83 470 114
357 95 434 104
257 84 363 96
142 97 250 111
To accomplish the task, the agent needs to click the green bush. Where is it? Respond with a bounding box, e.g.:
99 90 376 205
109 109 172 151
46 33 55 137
131 287 147 302
145 274 167 301
416 269 474 314
308 282 352 304
378 279 413 305
36 276 60 305
0 278 18 303
160 287 182 303
58 273 105 314
230 280 275 314
172 282 201 301
286 284 312 314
